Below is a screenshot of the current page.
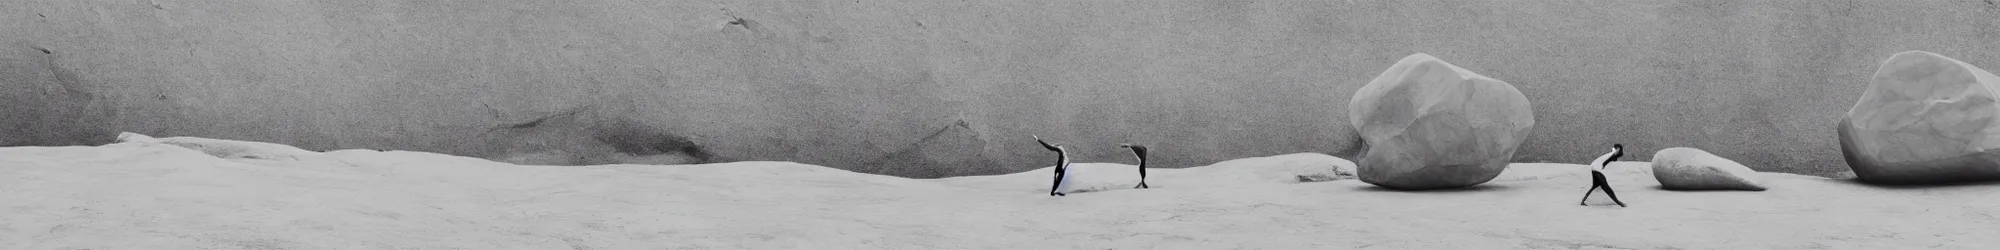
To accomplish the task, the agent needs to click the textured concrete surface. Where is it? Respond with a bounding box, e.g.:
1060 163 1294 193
7 143 1997 249
5 0 2000 178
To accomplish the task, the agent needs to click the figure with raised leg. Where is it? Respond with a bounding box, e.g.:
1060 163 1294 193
1119 143 1150 189
1035 135 1074 196
1580 144 1628 207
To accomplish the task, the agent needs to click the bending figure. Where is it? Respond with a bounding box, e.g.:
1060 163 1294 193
1580 144 1627 207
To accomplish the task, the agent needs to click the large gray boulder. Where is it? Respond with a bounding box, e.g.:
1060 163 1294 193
1651 147 1766 191
1349 53 1535 190
1840 50 2000 185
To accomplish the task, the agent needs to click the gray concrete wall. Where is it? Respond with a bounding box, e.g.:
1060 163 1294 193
5 0 1998 178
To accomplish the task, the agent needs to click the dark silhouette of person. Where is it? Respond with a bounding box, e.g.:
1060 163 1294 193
1035 135 1073 196
1580 144 1627 207
1119 143 1149 189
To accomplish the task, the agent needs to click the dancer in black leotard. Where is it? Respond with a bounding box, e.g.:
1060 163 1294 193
1119 143 1150 189
1580 144 1627 207
1035 136 1073 196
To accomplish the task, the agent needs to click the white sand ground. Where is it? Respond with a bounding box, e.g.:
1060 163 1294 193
4 138 1999 249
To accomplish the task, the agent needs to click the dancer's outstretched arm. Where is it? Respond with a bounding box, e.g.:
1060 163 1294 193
1034 135 1060 151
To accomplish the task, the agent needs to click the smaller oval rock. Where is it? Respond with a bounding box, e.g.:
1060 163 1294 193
1651 147 1767 191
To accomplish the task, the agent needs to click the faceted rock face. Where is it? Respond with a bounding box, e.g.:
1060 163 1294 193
1650 147 1766 191
1348 53 1536 190
1840 50 2000 185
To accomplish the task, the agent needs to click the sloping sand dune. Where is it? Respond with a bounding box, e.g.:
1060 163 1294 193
2 139 1996 249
